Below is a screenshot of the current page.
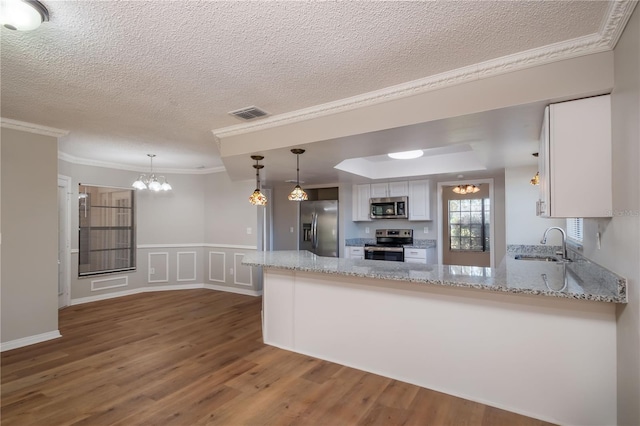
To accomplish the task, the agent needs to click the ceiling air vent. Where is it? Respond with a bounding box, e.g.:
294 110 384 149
229 106 269 121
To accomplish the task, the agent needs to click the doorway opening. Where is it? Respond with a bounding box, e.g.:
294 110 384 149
437 179 495 268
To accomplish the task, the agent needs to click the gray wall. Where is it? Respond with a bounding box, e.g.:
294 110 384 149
504 166 565 246
1 128 59 343
58 160 261 303
583 8 640 425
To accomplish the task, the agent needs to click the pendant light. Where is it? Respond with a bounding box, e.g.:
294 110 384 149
530 171 540 185
132 154 172 191
288 149 308 201
249 155 267 206
452 184 480 195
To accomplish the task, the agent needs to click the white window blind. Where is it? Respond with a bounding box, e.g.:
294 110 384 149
566 218 583 242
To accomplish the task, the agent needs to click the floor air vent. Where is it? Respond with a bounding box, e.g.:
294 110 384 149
229 106 269 121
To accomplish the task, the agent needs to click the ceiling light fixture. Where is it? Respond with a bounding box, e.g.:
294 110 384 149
452 184 480 195
288 149 308 201
249 155 267 206
1 0 49 31
132 154 172 192
387 150 424 160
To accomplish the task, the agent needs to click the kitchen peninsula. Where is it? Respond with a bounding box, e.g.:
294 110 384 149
243 250 625 426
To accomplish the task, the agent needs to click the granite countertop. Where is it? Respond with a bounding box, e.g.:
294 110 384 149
242 250 627 304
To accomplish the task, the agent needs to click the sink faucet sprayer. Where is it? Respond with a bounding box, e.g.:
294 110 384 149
541 227 569 261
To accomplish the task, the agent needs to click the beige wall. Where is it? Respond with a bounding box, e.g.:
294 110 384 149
583 7 640 425
1 128 59 343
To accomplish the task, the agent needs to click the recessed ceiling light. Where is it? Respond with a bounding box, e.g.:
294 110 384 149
1 0 49 31
387 150 424 160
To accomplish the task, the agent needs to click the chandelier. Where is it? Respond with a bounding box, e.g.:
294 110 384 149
288 149 308 201
452 184 480 194
132 154 172 191
249 155 267 206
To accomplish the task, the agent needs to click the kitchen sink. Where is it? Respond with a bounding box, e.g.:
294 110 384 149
514 254 559 262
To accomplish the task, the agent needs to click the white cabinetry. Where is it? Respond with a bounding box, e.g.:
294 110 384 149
352 184 372 221
404 248 426 264
347 246 365 260
537 95 612 218
371 182 409 198
408 180 431 221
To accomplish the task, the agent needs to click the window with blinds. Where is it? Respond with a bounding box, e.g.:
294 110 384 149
566 218 583 242
78 184 136 276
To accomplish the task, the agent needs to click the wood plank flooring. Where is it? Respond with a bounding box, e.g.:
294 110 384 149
1 289 555 425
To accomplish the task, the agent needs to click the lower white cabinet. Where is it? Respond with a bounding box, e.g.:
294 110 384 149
347 246 365 260
404 248 426 263
404 247 437 264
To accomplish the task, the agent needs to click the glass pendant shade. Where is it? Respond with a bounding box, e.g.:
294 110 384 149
288 185 308 201
452 184 480 194
249 155 267 206
288 149 308 201
249 189 268 206
530 172 540 185
131 154 172 191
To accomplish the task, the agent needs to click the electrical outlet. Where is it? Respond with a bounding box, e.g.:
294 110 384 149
246 227 252 234
365 227 370 234
229 268 234 275
424 226 429 233
150 267 155 274
290 227 294 233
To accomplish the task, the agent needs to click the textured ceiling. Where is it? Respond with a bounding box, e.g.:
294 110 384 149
0 0 624 174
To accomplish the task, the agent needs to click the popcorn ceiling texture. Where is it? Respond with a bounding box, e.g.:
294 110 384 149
0 1 615 170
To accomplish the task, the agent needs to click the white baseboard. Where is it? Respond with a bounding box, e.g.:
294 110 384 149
1 330 62 352
204 283 262 297
70 283 262 306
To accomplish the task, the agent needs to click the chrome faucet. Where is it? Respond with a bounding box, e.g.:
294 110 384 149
541 227 569 261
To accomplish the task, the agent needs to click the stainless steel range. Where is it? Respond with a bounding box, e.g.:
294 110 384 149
364 229 413 262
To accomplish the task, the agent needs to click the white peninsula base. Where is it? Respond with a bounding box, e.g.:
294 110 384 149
262 269 617 426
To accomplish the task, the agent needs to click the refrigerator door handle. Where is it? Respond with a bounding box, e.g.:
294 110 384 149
312 212 318 249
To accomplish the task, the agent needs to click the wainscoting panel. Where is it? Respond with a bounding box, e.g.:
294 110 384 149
234 253 253 287
209 251 226 283
148 252 169 283
91 275 128 291
177 251 197 282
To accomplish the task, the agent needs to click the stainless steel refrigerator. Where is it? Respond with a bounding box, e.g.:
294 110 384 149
300 200 339 257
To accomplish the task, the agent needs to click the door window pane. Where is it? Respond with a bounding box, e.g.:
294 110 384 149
449 198 490 252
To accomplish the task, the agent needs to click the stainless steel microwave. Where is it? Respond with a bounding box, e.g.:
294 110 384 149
370 196 408 219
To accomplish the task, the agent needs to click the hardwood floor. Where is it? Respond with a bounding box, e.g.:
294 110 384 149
1 289 555 425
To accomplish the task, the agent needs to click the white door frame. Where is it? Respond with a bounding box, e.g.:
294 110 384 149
437 178 495 268
58 175 72 308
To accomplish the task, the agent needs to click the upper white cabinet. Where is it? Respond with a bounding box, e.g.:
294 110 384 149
370 182 409 198
408 180 431 221
352 184 372 221
353 180 430 221
537 95 612 218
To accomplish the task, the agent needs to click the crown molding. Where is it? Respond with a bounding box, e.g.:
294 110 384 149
58 151 227 175
212 0 636 141
1 117 69 138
